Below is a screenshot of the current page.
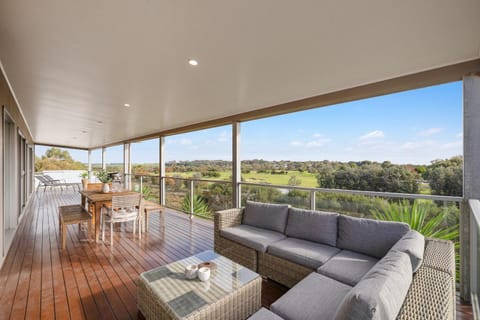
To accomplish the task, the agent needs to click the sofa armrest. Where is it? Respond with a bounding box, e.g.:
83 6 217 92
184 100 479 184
215 208 244 232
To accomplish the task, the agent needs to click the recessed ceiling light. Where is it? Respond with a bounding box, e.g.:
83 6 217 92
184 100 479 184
188 59 199 66
124 103 131 108
81 130 87 134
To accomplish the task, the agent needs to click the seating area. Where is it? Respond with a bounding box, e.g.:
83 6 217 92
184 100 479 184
215 201 456 320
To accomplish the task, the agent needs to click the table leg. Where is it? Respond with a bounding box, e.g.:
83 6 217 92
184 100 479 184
145 211 149 232
95 202 103 242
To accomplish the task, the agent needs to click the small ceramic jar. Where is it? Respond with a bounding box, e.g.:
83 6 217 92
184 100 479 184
197 267 211 282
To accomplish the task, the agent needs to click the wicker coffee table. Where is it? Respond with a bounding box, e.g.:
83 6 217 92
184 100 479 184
137 250 262 320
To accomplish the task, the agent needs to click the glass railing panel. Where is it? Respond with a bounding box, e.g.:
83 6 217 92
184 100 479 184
193 180 233 218
164 177 188 213
240 185 310 209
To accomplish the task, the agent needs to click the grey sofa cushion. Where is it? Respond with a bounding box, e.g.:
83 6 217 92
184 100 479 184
268 237 340 269
337 215 410 258
286 208 338 246
272 272 352 320
243 201 290 233
334 251 413 320
221 224 286 252
248 308 284 320
317 250 378 286
390 230 425 272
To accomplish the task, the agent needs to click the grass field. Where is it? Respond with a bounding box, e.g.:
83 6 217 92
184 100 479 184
166 170 319 187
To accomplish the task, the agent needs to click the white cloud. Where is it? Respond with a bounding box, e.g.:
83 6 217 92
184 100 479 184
440 140 462 150
359 130 384 141
289 136 331 148
417 128 443 137
217 131 229 142
456 132 463 138
400 140 435 150
179 138 192 145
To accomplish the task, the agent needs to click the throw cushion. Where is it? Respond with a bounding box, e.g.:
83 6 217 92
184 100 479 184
243 201 290 233
268 237 340 269
337 215 410 258
272 272 352 320
286 208 338 246
317 250 378 286
220 224 286 252
390 230 425 272
334 250 413 320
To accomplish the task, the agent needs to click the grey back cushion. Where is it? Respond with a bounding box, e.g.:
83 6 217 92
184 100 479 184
243 201 290 233
337 215 410 258
334 250 413 320
286 208 338 246
390 230 425 272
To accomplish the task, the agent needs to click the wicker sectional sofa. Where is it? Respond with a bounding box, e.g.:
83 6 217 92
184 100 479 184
214 201 455 320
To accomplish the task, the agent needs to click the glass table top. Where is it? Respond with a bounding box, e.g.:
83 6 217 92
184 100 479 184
139 250 259 319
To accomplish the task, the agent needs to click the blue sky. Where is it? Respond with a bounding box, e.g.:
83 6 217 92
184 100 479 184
36 81 462 165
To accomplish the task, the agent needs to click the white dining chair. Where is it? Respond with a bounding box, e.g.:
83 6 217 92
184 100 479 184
101 194 143 246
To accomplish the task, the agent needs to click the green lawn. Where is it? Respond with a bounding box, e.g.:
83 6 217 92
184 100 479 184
166 170 319 188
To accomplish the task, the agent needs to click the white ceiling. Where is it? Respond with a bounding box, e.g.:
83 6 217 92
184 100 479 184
1 0 479 149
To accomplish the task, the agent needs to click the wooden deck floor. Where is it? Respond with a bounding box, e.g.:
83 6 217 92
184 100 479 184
0 191 473 319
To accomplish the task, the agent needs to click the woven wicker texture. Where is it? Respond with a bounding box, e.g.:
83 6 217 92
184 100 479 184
214 208 258 271
258 252 314 288
422 238 456 277
397 238 455 320
216 236 258 271
137 251 261 320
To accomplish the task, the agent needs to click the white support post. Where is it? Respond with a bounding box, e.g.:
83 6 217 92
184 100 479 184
232 122 241 208
189 180 194 219
159 136 166 206
124 142 131 190
101 147 106 171
87 150 92 181
463 74 480 302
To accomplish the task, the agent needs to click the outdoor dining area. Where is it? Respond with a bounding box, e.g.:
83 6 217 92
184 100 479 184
58 181 164 249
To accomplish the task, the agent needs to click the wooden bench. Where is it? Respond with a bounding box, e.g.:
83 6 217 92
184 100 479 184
142 200 164 232
59 205 91 249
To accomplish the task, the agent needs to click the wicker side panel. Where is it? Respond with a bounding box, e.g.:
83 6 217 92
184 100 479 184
258 252 314 288
138 278 176 320
397 265 454 320
214 208 244 252
138 276 262 320
215 236 257 271
422 238 456 276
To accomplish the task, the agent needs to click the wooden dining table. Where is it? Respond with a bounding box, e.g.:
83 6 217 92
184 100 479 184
80 190 140 243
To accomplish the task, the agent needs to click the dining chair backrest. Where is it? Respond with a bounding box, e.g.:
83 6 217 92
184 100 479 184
112 194 142 212
86 183 103 191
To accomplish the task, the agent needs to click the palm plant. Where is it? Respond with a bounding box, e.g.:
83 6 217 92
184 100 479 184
372 200 458 240
182 195 212 217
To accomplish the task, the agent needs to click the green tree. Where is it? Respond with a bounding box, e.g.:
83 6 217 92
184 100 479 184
317 162 419 193
425 156 463 196
35 147 86 172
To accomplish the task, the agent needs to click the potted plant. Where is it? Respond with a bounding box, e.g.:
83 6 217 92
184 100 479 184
80 171 89 190
95 170 113 193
